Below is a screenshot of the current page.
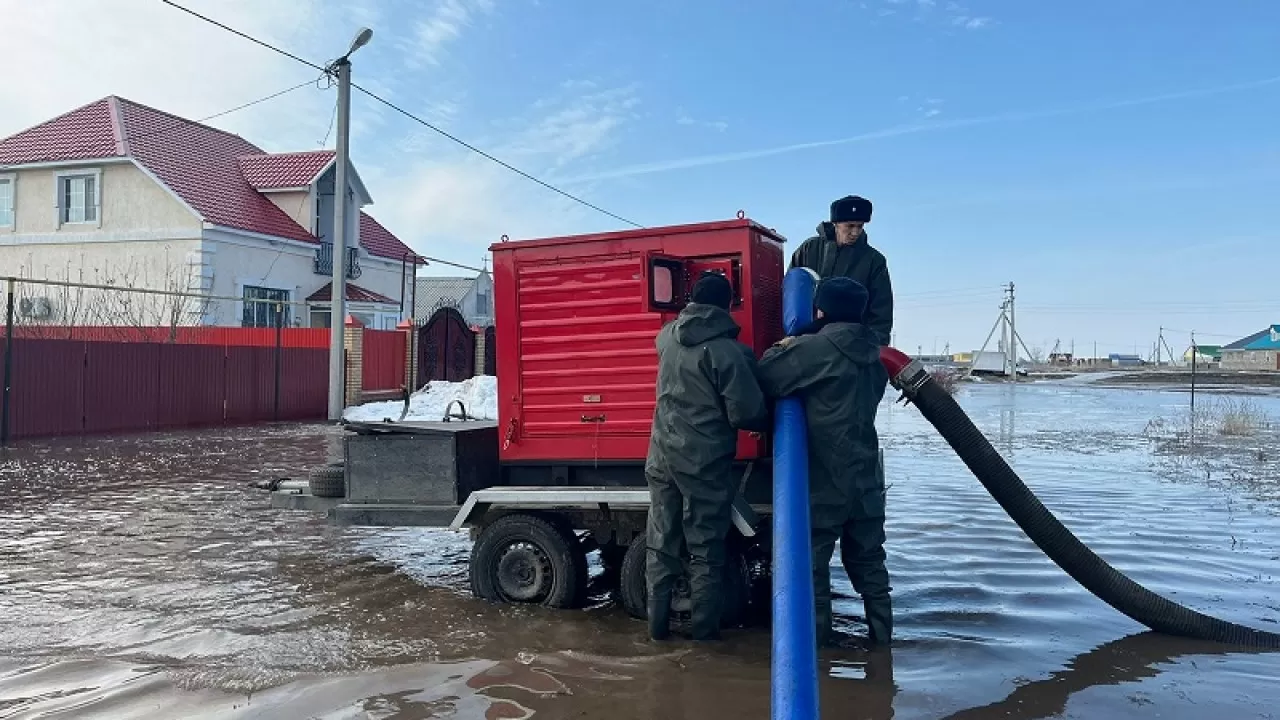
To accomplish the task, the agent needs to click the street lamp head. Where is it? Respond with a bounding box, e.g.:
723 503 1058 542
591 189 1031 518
348 27 373 56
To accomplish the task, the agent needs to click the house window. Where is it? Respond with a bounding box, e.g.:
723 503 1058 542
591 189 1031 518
242 286 290 328
476 285 490 315
0 176 14 228
59 173 99 224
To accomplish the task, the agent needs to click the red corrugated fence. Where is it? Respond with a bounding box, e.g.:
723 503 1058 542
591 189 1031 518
362 328 407 391
3 335 329 441
10 325 330 347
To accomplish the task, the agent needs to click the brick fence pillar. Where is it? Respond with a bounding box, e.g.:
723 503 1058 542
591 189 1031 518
473 326 485 377
343 315 364 407
398 318 418 391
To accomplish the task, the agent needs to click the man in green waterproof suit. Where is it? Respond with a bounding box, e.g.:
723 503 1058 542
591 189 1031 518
757 277 892 647
644 272 771 642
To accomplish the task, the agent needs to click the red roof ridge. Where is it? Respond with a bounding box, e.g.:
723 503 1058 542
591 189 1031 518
106 96 129 156
237 149 335 160
111 95 265 153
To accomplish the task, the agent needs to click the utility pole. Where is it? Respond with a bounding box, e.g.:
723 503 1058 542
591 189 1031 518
1156 326 1164 367
1190 330 1198 418
1006 282 1017 380
327 27 374 422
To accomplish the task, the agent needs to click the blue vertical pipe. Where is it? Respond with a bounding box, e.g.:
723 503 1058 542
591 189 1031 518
772 267 821 720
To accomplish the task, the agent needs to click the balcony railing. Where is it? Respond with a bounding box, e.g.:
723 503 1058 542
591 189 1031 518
314 243 362 280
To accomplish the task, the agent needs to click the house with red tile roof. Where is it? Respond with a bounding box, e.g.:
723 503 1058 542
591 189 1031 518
0 96 423 330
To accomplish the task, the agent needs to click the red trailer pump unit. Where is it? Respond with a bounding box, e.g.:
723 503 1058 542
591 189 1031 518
490 218 786 470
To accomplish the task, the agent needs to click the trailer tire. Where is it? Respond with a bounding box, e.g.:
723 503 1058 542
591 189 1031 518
308 465 346 498
617 533 750 628
470 513 588 609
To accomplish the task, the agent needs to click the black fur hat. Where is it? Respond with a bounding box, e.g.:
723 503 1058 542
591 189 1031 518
830 195 873 224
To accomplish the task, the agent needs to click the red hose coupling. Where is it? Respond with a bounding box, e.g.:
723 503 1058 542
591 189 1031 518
880 346 930 398
879 346 913 381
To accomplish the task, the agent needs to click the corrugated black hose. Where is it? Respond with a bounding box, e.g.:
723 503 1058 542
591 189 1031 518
884 349 1280 649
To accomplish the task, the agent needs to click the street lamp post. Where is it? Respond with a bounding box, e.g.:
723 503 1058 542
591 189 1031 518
327 27 373 422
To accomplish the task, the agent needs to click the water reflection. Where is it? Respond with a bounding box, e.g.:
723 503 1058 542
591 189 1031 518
941 632 1233 720
825 648 897 719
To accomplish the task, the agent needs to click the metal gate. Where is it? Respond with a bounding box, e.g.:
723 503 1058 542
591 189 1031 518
418 307 475 385
483 325 496 375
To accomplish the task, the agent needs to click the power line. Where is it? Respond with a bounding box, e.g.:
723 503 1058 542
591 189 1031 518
895 285 1002 298
352 87 642 228
416 255 484 273
159 0 324 72
160 0 644 229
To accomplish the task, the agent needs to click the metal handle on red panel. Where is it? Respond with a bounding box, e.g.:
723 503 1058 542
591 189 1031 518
581 414 606 423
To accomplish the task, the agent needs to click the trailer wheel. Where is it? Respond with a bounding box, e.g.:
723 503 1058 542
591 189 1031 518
617 533 750 627
470 514 588 609
308 465 346 498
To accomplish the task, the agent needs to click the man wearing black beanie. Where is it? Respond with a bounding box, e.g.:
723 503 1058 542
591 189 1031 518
645 271 770 642
788 195 893 345
756 276 893 648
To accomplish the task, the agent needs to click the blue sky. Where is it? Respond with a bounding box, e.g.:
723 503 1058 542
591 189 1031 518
5 0 1278 357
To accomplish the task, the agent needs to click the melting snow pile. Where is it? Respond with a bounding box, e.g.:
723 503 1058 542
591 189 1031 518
343 376 499 423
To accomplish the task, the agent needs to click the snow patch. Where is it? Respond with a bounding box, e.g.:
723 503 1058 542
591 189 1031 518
343 376 499 423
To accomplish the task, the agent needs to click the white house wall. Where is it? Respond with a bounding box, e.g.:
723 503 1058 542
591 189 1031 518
0 160 207 327
263 190 313 233
0 237 206 327
201 228 409 327
201 228 317 327
0 161 201 236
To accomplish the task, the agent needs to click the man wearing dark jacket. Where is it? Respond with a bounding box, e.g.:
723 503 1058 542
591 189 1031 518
756 277 892 647
645 272 771 642
789 195 893 345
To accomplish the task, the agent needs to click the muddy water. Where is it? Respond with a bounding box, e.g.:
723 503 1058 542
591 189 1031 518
0 383 1278 719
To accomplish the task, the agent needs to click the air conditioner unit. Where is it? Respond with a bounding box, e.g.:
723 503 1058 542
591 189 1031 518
18 296 54 320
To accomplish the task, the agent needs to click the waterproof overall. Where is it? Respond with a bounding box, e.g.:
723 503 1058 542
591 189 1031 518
758 321 893 646
644 303 770 641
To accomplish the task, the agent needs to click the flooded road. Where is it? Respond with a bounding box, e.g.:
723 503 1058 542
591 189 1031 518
1 382 1278 719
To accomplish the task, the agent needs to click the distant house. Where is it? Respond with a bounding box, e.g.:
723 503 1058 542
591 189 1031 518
1108 353 1143 368
0 96 420 330
1220 325 1280 371
414 271 494 326
1183 344 1223 365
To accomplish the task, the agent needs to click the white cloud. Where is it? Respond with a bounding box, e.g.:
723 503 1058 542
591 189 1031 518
559 74 1280 183
400 0 495 69
0 0 344 151
675 107 729 133
953 15 992 29
871 0 993 29
363 84 643 268
0 0 641 272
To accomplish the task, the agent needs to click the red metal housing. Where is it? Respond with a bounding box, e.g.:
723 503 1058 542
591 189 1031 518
490 218 786 464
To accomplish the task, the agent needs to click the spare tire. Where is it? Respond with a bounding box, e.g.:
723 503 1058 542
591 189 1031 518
308 465 346 498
